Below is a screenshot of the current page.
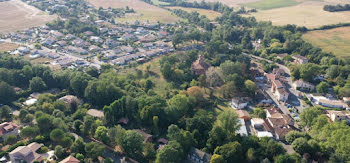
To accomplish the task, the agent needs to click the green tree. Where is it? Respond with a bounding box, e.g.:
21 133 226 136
214 142 243 162
71 138 86 154
61 136 73 148
94 126 109 144
144 142 156 161
29 77 47 92
55 145 66 160
274 154 299 163
0 81 15 104
292 137 311 154
85 142 105 160
285 131 310 144
156 141 184 163
245 80 257 96
253 108 266 119
210 154 226 163
300 107 322 127
50 128 65 143
215 110 240 135
121 130 144 159
37 114 53 133
316 82 329 94
70 73 91 97
20 126 39 139
4 135 17 145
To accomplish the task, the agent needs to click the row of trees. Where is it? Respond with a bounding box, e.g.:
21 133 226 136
324 4 350 12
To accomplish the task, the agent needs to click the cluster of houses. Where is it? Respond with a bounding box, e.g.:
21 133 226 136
235 106 297 142
2 14 176 69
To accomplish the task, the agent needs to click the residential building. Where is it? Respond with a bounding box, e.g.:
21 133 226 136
230 97 248 109
87 109 104 118
58 95 80 108
9 142 44 163
237 118 248 136
59 156 80 163
0 122 19 139
236 110 251 121
326 110 350 122
292 55 308 64
133 129 152 142
292 80 315 92
187 147 212 163
275 87 289 102
191 55 210 76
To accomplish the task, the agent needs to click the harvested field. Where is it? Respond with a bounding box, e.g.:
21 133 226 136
166 7 222 20
0 42 19 52
244 1 350 28
187 0 262 7
0 0 56 33
303 27 350 58
87 0 180 23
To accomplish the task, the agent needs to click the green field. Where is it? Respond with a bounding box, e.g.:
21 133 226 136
242 0 300 10
303 27 350 58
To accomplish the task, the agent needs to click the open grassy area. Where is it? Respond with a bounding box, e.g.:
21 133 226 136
303 27 350 58
242 0 300 10
0 42 19 52
87 0 179 23
244 1 350 28
166 7 222 20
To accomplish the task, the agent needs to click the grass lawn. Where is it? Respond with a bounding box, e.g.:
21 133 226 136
151 0 170 6
303 27 350 58
166 7 222 20
242 0 300 10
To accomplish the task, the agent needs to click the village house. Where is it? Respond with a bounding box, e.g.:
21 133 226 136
0 122 19 139
59 156 80 163
9 142 44 163
17 47 31 55
236 110 251 121
270 79 289 102
133 129 152 142
58 95 80 109
191 55 210 76
265 107 296 141
251 118 274 138
187 147 212 163
230 97 249 109
292 55 308 64
326 110 350 123
292 79 315 92
311 95 349 109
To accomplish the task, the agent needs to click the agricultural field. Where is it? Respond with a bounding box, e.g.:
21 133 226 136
0 0 56 33
244 1 350 28
166 6 222 20
87 0 180 23
242 0 300 10
303 27 350 58
187 0 262 7
0 42 19 52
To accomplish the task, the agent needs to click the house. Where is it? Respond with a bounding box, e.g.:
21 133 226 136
9 142 44 163
236 110 251 121
292 80 315 92
292 55 308 64
17 47 30 55
133 129 152 142
274 125 294 141
230 97 248 109
265 73 276 84
343 97 350 104
251 118 265 130
191 55 210 76
58 95 80 109
237 118 248 136
266 107 283 118
0 122 19 139
326 110 350 122
59 156 80 163
87 109 104 118
256 131 273 138
275 88 289 102
187 147 212 163
317 98 348 109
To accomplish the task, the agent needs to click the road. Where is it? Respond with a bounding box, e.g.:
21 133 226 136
243 53 306 114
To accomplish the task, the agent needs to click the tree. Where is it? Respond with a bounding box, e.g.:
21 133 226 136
36 114 53 133
71 138 86 154
121 130 144 159
55 145 66 160
187 86 204 102
316 82 329 94
210 154 226 163
61 137 73 148
4 135 17 145
94 126 109 144
214 141 243 162
20 126 39 139
166 94 196 123
206 67 224 87
84 80 124 106
300 107 322 127
245 80 257 96
292 137 311 154
274 154 299 163
144 142 156 161
215 110 240 135
299 63 320 82
0 81 15 104
285 131 310 144
70 73 91 97
29 77 47 92
50 128 65 143
85 142 105 160
0 105 12 120
253 108 266 119
246 148 256 162
156 141 184 163
161 61 174 80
